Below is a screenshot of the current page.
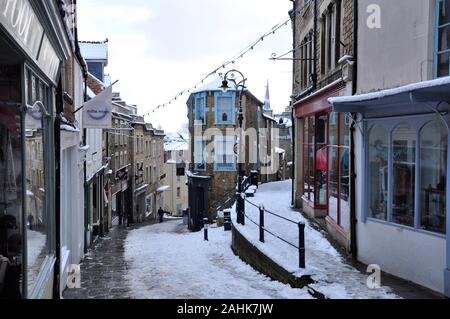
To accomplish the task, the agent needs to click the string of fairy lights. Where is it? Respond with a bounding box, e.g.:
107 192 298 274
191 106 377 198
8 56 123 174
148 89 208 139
142 17 292 117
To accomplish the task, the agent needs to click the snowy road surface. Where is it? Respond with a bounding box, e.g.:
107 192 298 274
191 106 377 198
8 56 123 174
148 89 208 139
124 221 314 299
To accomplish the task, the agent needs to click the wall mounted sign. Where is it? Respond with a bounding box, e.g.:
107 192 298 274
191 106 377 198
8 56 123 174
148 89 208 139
0 0 61 83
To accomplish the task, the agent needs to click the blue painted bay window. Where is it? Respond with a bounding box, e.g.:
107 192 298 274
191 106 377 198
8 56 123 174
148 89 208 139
214 92 235 125
194 93 206 124
214 136 236 172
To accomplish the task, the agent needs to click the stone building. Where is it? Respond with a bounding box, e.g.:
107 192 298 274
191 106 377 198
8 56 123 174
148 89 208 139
129 116 165 223
108 101 133 227
186 76 278 230
291 0 355 252
163 133 190 216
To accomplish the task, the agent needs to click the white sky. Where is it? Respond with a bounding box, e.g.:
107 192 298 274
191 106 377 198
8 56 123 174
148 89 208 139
78 0 293 133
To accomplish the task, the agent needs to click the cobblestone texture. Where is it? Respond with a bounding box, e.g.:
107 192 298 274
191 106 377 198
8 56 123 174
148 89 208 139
63 219 158 299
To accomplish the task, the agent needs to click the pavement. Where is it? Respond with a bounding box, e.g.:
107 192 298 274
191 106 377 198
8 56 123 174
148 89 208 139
62 218 162 299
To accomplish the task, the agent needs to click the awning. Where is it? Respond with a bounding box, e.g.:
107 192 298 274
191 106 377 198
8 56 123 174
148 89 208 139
328 77 450 118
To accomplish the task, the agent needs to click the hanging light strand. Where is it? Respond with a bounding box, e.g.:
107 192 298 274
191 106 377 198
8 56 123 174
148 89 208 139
144 17 291 116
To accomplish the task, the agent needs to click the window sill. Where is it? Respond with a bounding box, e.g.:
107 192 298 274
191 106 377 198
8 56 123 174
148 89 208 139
365 217 446 239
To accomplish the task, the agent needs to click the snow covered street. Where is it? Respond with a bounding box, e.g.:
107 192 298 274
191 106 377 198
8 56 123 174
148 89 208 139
124 220 313 299
232 181 399 299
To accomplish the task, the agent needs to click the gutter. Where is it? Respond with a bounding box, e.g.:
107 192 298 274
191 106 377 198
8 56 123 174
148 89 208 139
349 0 358 261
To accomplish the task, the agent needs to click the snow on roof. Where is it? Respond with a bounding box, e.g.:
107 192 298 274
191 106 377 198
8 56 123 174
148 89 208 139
164 132 189 151
191 77 238 94
79 41 108 62
329 76 450 105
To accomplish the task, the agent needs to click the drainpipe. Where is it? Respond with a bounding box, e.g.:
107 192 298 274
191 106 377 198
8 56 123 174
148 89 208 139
289 0 296 207
349 0 358 261
313 0 318 90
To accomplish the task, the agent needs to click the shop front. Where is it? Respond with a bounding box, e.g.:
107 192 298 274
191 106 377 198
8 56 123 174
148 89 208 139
329 77 450 296
294 80 352 249
0 0 68 299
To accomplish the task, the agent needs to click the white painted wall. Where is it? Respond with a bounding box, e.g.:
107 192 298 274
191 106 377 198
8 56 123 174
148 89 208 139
354 117 446 293
59 61 86 295
357 0 436 94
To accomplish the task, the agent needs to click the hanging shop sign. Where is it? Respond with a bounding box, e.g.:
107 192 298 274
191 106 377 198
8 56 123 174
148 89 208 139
82 84 113 129
0 0 61 83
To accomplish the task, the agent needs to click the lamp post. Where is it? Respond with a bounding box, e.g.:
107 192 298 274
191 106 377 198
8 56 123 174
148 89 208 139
219 70 246 225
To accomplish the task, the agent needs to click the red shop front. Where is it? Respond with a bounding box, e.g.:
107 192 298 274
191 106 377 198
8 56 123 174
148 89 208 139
294 80 351 242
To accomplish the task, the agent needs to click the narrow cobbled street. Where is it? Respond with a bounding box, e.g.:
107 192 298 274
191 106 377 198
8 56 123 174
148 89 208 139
62 224 132 299
64 219 315 299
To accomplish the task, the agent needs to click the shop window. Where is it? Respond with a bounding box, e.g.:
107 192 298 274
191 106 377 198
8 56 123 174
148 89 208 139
0 103 23 299
436 0 450 77
303 119 310 199
326 113 351 230
368 125 389 221
328 146 339 221
215 92 235 125
420 121 447 234
392 123 416 227
315 114 328 206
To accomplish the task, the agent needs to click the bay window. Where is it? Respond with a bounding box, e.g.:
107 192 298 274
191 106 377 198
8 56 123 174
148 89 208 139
214 136 236 172
194 137 206 171
392 124 416 227
194 93 206 124
420 121 447 234
215 92 235 125
366 117 447 235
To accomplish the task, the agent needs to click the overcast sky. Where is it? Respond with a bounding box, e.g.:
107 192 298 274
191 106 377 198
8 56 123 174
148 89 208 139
78 0 293 133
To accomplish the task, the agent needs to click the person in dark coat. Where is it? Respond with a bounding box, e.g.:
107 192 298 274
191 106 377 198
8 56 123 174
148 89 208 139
157 207 164 223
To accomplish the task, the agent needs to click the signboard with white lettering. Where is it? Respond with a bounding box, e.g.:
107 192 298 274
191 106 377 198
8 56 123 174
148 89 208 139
0 0 61 83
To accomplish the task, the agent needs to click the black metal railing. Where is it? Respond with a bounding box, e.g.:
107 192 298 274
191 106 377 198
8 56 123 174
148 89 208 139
243 197 306 269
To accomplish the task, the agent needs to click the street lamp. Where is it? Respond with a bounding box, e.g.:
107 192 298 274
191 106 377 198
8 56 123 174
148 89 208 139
219 69 246 225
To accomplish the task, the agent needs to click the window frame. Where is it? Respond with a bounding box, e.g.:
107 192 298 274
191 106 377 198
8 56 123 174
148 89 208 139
435 0 450 78
194 92 207 124
214 91 236 125
23 63 57 299
214 135 237 172
364 115 448 238
194 136 207 171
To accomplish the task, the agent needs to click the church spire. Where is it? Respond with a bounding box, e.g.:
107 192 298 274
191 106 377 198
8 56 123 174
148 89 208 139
264 80 271 111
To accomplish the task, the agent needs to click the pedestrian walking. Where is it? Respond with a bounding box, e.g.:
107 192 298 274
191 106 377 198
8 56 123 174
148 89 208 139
158 207 164 223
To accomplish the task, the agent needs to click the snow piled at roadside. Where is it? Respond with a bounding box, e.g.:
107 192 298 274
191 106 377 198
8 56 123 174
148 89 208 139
232 180 399 299
124 221 312 299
